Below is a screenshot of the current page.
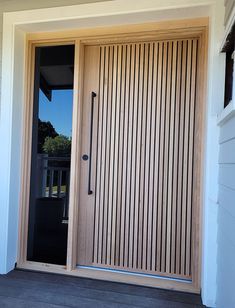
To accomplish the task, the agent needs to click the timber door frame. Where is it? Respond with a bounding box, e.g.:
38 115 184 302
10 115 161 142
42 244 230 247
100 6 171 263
17 18 208 294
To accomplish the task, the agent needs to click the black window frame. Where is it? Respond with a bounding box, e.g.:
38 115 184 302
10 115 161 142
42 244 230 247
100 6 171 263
222 22 235 108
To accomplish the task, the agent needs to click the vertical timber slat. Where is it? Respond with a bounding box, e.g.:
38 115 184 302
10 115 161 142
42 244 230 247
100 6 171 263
81 39 199 281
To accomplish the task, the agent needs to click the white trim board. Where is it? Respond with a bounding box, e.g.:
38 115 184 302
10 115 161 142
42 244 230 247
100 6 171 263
3 2 213 34
4 0 213 26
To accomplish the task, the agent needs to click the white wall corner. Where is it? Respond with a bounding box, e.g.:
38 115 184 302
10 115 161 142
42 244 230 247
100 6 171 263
0 16 15 274
201 1 225 307
0 15 25 273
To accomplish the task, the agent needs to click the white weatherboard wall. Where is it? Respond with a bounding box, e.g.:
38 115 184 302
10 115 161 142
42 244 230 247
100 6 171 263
216 3 235 306
217 117 235 308
0 0 227 307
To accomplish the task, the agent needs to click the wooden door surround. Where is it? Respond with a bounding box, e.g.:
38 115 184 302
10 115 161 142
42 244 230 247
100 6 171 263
17 18 208 294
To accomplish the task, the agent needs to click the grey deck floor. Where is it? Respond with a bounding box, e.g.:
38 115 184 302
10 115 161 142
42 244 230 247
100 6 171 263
0 270 205 307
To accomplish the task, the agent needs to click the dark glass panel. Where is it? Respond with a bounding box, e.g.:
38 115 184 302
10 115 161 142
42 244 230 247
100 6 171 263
27 45 75 265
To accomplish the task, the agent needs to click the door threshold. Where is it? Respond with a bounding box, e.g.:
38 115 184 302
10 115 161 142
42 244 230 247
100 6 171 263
77 265 191 283
17 261 199 294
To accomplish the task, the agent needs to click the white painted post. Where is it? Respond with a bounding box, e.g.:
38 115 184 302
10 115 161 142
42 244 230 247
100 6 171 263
36 154 48 197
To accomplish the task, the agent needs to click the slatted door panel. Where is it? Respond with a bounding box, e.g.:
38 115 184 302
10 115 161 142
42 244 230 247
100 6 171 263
80 39 199 280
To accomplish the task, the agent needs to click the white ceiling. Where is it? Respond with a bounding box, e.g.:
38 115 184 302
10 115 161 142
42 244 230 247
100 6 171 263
0 0 108 12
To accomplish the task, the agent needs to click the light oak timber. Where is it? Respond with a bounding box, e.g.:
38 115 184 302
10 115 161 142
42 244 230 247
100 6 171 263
17 261 199 294
191 27 208 291
66 40 84 271
18 19 208 293
148 42 158 272
109 45 118 267
27 18 209 42
77 45 100 266
106 45 115 267
123 44 132 269
79 39 196 281
18 42 35 265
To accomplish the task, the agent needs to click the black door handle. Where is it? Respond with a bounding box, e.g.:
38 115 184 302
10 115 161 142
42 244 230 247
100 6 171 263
88 91 96 195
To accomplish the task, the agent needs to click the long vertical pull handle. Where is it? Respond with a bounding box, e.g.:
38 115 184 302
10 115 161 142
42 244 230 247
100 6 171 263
88 91 96 195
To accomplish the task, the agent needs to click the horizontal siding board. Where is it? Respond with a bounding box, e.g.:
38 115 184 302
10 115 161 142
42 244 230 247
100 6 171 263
217 232 235 308
219 116 235 144
218 205 235 247
219 138 235 164
218 184 235 218
218 233 235 276
218 114 235 308
219 164 235 190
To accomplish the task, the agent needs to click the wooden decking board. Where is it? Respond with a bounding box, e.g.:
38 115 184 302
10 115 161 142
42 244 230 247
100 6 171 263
5 270 196 303
0 295 64 308
0 270 205 307
0 288 135 308
0 295 134 308
0 279 191 308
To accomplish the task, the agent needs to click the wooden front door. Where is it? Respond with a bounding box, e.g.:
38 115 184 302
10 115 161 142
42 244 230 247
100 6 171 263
77 39 199 281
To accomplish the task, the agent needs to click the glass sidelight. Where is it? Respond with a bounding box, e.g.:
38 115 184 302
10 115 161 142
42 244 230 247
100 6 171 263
27 44 75 265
